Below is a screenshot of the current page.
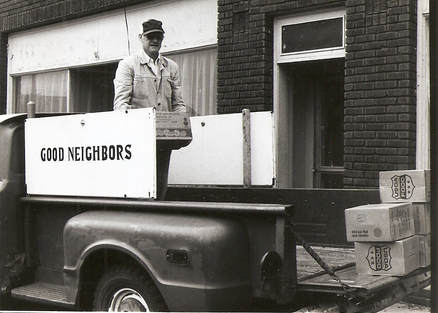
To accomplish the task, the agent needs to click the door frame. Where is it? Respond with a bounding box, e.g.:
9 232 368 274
273 8 346 188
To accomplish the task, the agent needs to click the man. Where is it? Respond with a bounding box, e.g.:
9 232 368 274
113 19 186 200
113 19 185 112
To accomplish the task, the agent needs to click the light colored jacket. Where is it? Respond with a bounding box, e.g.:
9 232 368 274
113 51 185 112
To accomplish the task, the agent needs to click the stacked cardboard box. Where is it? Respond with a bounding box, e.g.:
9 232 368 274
345 170 430 276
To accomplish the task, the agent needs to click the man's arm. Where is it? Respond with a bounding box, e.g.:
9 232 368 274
113 58 134 111
170 65 186 113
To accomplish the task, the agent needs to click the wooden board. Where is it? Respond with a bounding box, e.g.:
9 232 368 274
296 246 355 281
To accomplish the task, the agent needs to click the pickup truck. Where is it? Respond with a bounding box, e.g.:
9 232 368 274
0 110 430 312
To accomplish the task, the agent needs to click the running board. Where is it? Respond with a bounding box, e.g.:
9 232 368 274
11 282 75 308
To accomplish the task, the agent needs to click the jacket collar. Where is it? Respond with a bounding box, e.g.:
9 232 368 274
138 50 168 68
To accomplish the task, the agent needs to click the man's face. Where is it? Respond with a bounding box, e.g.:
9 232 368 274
140 32 164 58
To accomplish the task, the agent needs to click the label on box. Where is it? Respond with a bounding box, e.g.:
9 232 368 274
355 236 420 276
379 170 430 203
366 246 392 271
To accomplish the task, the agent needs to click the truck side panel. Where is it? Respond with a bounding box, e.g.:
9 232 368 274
63 210 252 311
166 187 380 246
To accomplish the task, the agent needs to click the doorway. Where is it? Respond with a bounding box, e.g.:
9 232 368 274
277 59 344 188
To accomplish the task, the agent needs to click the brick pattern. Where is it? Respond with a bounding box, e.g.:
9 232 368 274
217 0 344 114
344 0 417 188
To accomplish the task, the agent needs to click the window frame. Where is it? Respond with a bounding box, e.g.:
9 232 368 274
275 9 346 64
12 69 70 113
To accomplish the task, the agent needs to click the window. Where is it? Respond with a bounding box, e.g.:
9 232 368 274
275 9 345 64
13 47 218 116
164 46 217 116
15 70 68 113
282 17 343 54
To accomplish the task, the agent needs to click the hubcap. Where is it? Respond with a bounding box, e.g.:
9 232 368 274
109 288 150 312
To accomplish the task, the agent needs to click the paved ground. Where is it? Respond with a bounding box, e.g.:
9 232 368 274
381 302 430 313
296 301 430 313
1 295 431 312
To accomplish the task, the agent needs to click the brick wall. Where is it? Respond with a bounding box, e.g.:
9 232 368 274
344 0 417 187
217 0 345 114
218 0 418 188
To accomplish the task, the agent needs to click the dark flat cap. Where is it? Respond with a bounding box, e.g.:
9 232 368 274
142 19 165 35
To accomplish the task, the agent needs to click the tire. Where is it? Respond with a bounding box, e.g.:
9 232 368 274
92 266 167 312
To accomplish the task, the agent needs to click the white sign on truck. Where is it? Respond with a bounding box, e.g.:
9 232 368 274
25 108 157 199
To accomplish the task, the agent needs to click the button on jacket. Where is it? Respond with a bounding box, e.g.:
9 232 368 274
113 51 185 112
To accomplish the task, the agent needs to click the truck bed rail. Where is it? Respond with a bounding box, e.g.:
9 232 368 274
21 195 293 216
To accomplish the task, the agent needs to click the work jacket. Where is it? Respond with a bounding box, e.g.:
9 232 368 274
113 51 185 112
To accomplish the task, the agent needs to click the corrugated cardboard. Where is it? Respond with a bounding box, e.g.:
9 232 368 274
412 203 430 235
355 236 420 276
379 170 430 203
345 203 414 242
418 234 431 267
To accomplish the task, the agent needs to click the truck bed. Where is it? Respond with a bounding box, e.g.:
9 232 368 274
296 245 430 312
167 186 431 311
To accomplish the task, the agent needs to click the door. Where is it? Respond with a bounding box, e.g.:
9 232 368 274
284 59 344 188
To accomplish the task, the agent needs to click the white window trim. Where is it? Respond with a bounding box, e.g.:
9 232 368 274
274 9 346 64
416 0 430 170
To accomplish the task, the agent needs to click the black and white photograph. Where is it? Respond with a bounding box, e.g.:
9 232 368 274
0 0 435 312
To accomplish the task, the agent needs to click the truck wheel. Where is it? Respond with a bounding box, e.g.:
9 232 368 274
93 266 167 312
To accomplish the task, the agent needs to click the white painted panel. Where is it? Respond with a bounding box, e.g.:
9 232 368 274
8 9 128 74
168 112 274 185
168 113 243 185
8 0 217 74
250 111 275 185
25 108 156 198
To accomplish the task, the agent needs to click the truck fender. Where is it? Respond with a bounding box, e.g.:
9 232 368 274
63 210 252 311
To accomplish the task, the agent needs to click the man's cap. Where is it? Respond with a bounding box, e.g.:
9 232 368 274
142 19 165 35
